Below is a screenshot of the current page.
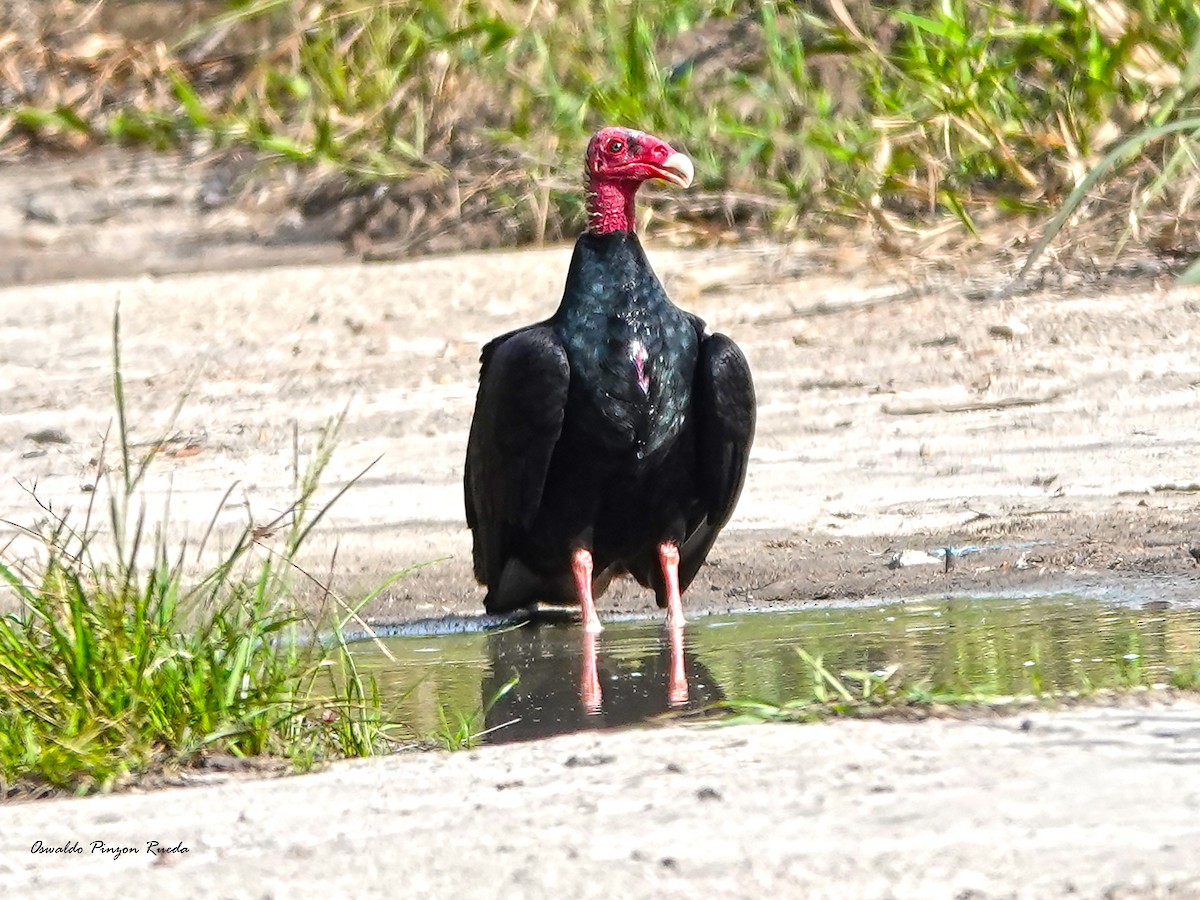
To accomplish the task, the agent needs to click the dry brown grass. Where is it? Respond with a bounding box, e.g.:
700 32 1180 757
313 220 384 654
2 1 1199 268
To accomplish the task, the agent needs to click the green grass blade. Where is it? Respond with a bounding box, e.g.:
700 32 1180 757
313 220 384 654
0 561 37 604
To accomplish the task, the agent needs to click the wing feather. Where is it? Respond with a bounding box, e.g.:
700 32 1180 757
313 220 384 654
677 331 755 591
695 333 755 528
464 326 570 586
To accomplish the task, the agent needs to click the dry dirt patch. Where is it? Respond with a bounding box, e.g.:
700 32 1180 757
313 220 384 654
2 227 1198 618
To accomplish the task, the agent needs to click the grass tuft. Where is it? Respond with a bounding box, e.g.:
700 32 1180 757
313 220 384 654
433 674 520 752
0 313 397 796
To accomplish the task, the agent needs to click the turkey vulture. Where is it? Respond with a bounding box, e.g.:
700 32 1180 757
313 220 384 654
464 126 755 634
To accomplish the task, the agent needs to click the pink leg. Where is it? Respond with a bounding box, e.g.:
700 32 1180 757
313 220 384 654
667 623 688 708
658 542 686 629
581 631 602 714
572 547 603 633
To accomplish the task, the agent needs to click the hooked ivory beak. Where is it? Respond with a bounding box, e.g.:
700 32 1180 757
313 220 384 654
660 152 694 189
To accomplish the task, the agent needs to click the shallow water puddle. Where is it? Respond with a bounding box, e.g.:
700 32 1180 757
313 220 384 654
348 596 1200 744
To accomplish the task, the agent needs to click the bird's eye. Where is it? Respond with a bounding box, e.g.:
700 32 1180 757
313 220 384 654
607 139 624 154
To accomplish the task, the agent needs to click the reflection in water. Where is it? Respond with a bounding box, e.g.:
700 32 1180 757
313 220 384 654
348 596 1200 746
480 622 723 742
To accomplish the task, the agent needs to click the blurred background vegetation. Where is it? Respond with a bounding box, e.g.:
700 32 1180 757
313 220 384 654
2 0 1199 258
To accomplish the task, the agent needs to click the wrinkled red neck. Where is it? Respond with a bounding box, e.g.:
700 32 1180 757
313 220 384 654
586 176 640 234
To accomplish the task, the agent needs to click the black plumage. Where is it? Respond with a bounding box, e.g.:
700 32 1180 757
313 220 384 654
464 229 755 621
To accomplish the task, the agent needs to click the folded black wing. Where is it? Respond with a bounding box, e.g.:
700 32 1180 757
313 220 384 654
695 332 755 528
678 331 755 591
464 326 570 586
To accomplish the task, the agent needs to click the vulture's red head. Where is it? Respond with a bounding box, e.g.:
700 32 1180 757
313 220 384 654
584 127 693 235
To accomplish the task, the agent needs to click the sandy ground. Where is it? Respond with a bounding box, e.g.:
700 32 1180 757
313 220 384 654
2 152 1200 894
2 201 1199 617
5 699 1200 899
